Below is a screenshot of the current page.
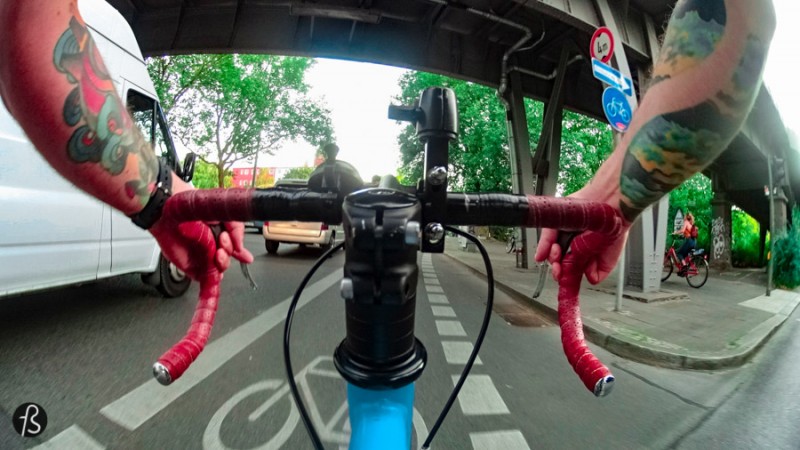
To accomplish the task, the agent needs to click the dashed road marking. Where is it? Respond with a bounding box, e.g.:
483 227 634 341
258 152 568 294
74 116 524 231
451 374 509 415
436 320 467 337
470 430 530 449
442 341 482 365
426 285 444 294
34 425 105 450
427 293 449 304
431 305 456 317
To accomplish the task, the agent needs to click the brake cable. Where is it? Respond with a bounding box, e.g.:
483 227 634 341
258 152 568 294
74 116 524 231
283 242 344 450
421 226 494 450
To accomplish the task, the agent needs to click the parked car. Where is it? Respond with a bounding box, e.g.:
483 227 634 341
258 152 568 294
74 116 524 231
263 179 337 254
244 220 264 232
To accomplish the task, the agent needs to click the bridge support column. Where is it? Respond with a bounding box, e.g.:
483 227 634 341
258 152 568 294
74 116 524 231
772 188 789 234
625 198 669 292
503 71 537 268
710 191 733 270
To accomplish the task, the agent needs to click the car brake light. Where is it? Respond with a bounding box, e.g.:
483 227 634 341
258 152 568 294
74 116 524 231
321 224 329 230
264 222 269 227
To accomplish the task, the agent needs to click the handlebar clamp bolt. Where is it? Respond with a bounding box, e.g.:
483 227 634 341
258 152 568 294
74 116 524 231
340 278 354 300
405 221 421 246
427 166 447 186
425 222 445 244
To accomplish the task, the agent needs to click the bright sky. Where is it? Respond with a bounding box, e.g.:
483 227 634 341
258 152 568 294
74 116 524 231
251 0 798 178
251 59 408 179
763 0 798 138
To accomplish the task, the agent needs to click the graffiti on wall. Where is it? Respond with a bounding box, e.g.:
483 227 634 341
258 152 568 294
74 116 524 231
711 217 728 260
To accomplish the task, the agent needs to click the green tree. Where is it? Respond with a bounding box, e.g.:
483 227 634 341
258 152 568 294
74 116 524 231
557 112 614 195
395 72 511 192
280 166 315 181
192 159 232 189
148 54 334 187
731 207 761 267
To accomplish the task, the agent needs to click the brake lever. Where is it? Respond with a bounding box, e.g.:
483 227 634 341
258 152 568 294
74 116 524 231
557 231 578 260
209 224 257 290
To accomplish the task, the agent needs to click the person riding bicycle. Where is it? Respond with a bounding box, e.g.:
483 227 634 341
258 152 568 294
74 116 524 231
535 1 775 287
674 213 697 275
0 0 775 324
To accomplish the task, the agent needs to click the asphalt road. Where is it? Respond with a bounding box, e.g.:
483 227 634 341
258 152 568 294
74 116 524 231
1 232 798 449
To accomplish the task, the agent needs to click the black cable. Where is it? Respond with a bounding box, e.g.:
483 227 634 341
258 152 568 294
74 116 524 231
421 227 494 449
283 242 345 450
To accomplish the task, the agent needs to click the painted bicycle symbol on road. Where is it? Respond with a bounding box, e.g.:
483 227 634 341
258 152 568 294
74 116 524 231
203 356 428 449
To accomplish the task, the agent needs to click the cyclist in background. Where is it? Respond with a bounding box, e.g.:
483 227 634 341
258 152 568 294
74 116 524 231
674 213 697 274
536 0 776 284
0 0 254 284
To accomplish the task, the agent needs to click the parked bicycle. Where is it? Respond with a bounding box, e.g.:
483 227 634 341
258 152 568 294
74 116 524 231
662 237 709 288
505 229 518 253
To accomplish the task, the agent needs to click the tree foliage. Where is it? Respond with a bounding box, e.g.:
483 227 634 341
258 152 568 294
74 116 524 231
280 166 315 181
557 112 614 195
147 54 334 187
395 72 510 192
192 159 232 189
772 206 800 289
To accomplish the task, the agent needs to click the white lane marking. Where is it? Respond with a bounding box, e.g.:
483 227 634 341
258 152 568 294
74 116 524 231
431 305 456 317
426 285 444 294
436 320 467 337
100 270 341 431
427 294 449 304
34 425 105 449
470 430 530 449
451 375 509 415
442 341 482 365
424 278 441 286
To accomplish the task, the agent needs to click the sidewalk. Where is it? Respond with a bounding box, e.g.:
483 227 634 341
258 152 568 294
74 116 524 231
443 238 800 370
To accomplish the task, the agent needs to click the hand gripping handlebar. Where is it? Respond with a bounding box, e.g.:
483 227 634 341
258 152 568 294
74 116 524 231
151 188 624 397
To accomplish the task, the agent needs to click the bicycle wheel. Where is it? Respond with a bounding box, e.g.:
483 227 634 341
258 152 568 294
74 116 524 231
661 255 673 282
686 257 709 288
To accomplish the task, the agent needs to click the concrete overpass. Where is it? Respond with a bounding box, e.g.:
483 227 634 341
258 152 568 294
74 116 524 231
106 0 796 291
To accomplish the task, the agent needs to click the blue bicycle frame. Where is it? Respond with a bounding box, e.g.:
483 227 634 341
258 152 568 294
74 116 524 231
347 383 415 450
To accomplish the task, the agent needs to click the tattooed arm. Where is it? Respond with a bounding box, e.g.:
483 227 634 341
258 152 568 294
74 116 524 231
536 0 776 282
0 0 253 279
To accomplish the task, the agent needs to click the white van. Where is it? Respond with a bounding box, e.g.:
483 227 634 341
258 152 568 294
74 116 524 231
0 0 196 298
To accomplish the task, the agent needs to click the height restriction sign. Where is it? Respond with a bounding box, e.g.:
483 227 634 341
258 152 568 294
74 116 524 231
590 26 615 63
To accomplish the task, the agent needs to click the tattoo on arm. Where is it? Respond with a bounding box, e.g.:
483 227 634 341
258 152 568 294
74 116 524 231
619 0 771 221
54 16 157 207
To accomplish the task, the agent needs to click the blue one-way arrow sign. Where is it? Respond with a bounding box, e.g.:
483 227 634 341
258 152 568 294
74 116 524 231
592 58 633 96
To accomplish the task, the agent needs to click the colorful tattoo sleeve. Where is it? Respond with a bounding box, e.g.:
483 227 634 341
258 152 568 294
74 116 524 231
619 0 773 221
53 15 157 207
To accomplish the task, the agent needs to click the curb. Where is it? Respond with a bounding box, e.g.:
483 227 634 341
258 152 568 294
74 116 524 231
443 250 797 370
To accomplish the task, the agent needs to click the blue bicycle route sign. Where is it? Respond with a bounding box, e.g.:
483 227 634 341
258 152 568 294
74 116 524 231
602 87 632 132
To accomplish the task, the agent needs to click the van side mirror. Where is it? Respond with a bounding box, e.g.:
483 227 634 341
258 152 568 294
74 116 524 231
181 153 196 183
